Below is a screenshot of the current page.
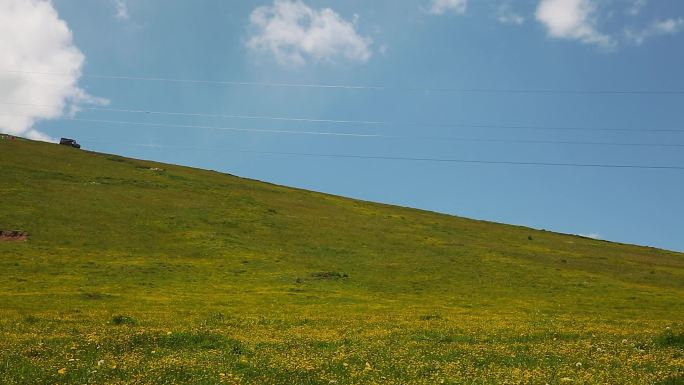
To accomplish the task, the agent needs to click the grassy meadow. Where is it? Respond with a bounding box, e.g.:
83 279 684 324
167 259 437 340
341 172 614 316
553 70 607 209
1 138 683 384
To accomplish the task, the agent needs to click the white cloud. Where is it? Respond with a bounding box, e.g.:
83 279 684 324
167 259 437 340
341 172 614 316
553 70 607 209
115 0 130 21
579 233 602 239
0 0 107 141
428 0 467 15
497 3 525 25
246 0 372 66
535 0 614 47
628 0 647 16
625 18 684 45
654 18 684 33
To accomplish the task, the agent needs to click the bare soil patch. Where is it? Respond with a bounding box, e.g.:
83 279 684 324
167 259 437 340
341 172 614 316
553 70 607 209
0 231 29 241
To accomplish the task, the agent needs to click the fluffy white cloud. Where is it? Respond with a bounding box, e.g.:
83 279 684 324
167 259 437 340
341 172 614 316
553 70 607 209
497 3 525 25
625 18 684 45
428 0 467 15
536 0 613 47
654 18 684 33
115 0 130 20
0 0 106 141
247 0 372 66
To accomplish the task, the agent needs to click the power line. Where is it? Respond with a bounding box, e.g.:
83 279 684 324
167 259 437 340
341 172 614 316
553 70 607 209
0 102 387 125
2 102 684 134
3 69 684 95
2 112 682 148
79 140 684 171
0 114 379 138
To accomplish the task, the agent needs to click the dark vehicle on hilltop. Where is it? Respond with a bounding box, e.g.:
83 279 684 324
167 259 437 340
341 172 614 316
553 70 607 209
59 138 81 149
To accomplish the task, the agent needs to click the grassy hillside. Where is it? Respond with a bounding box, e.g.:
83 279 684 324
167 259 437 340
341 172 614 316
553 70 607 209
1 138 683 385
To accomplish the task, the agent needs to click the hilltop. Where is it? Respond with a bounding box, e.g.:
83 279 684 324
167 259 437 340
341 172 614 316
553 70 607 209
1 138 683 385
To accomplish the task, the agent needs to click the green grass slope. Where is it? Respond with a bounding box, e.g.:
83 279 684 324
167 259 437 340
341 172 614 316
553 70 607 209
1 138 683 385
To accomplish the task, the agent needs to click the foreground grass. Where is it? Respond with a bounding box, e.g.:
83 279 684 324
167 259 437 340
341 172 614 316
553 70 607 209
2 311 682 385
1 139 683 384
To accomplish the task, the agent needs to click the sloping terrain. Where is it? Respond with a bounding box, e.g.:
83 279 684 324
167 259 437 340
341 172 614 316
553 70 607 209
1 138 683 385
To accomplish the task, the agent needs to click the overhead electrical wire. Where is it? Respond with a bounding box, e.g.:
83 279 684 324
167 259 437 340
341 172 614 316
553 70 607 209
2 103 684 134
0 114 379 138
4 71 682 170
1 112 682 148
0 102 386 126
78 140 684 171
2 69 684 95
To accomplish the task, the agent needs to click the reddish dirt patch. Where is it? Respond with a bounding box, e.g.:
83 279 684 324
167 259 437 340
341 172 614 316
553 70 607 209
0 231 29 241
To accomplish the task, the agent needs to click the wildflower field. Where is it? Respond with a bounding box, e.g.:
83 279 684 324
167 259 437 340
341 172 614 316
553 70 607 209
1 139 683 384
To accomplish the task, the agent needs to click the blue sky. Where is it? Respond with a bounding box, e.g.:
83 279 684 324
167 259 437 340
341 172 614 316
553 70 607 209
2 0 684 251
